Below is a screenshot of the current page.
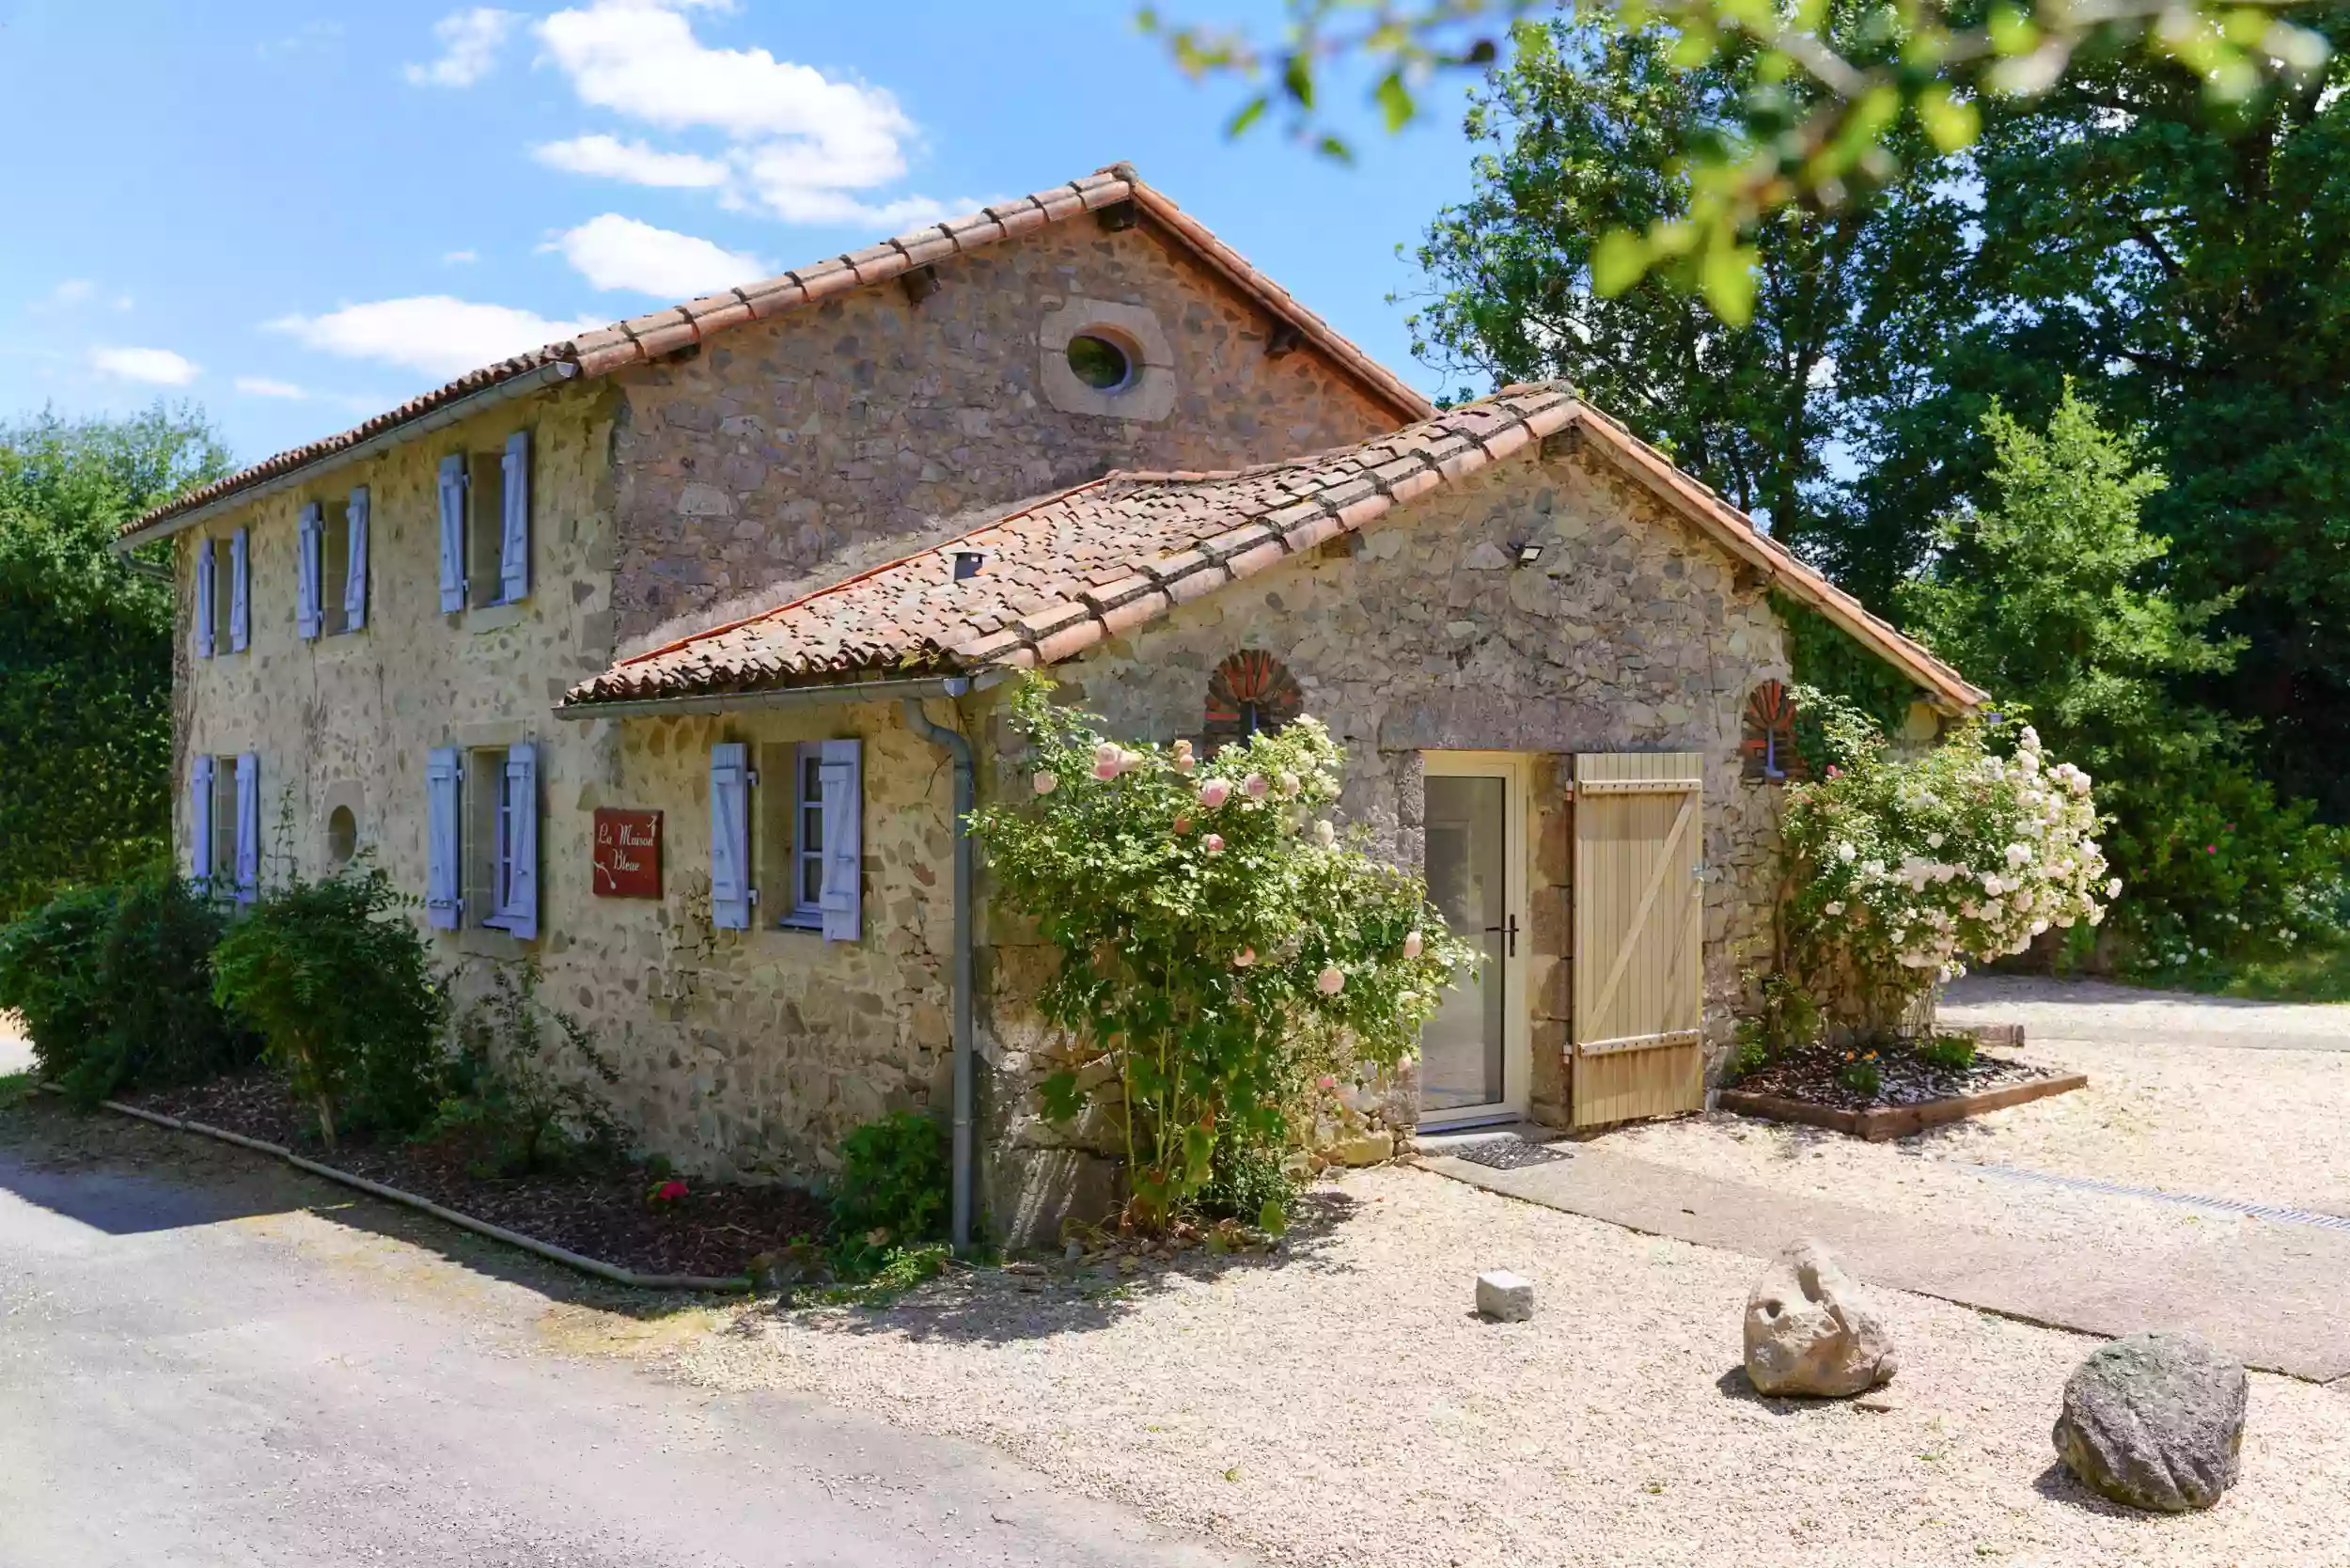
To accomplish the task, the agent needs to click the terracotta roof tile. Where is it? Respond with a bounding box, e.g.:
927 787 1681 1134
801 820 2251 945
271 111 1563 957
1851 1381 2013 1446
558 387 1984 713
121 165 1433 544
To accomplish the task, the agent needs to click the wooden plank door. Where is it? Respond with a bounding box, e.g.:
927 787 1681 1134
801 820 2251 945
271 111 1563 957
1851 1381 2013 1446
1571 752 1704 1127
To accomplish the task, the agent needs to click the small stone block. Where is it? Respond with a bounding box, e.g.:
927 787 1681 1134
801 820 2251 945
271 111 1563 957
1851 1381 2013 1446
1476 1270 1534 1322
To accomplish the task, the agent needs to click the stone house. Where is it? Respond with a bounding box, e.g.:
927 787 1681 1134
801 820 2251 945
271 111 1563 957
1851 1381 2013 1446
119 164 1980 1246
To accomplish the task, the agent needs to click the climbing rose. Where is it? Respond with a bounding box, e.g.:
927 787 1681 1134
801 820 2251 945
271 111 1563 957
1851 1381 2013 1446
1313 820 1337 848
1402 931 1423 960
1278 771 1301 798
1093 743 1125 781
1316 966 1345 996
1032 770 1058 795
1232 946 1255 967
1243 773 1271 799
1202 834 1225 855
1198 778 1232 808
1173 814 1192 835
1172 739 1197 772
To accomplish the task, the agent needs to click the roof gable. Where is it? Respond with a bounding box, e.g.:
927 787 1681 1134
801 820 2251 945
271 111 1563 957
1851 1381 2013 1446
118 165 1433 548
561 384 1982 713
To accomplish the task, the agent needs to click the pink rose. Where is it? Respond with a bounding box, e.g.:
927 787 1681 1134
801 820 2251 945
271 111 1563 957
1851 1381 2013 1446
1032 770 1058 795
1278 772 1301 798
1233 947 1255 968
1202 834 1225 855
1243 773 1271 799
1317 1074 1338 1090
1172 740 1197 773
1093 742 1124 781
1316 966 1345 996
1121 748 1146 773
1173 814 1191 835
1198 778 1231 808
1402 931 1423 960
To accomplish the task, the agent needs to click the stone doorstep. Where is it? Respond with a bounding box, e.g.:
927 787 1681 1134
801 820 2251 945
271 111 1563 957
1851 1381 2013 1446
1717 1072 2088 1143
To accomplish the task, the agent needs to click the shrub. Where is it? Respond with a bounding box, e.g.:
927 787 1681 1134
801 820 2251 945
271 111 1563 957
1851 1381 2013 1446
432 963 622 1177
1779 691 2111 1037
87 870 254 1102
210 868 446 1149
831 1110 948 1245
970 676 1474 1230
1198 1126 1297 1234
1915 1032 1978 1072
1837 1052 1883 1097
0 883 120 1088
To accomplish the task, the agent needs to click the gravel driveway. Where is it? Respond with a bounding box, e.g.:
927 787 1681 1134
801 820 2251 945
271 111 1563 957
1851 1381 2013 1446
650 1168 2349 1568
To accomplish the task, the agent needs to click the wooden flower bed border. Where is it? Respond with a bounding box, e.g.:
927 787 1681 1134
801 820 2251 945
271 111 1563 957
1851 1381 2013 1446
1718 1071 2088 1142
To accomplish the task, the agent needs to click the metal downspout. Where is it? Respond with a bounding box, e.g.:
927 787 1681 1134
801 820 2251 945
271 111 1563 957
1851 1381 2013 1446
901 681 977 1253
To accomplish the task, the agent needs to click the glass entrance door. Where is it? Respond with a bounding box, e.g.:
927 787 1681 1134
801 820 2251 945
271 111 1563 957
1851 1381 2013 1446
1420 762 1523 1121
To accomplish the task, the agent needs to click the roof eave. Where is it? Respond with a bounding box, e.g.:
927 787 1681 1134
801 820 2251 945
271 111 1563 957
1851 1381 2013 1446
554 666 1013 721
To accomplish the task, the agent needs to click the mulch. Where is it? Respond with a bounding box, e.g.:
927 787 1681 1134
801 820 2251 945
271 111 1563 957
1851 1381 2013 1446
1729 1040 2058 1112
127 1071 832 1280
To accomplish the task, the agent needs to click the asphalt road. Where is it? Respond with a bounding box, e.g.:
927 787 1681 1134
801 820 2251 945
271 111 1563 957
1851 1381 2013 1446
0 1104 1234 1568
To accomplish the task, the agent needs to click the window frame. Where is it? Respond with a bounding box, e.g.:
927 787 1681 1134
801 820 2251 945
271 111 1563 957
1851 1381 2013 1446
785 743 828 930
208 757 238 889
463 745 514 930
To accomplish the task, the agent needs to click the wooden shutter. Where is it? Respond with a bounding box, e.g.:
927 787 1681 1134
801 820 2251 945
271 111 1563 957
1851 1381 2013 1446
228 527 251 653
1571 752 1704 1127
191 754 214 891
426 747 461 929
710 742 752 930
437 456 467 612
818 738 862 942
343 487 369 632
502 744 539 940
296 503 323 640
499 430 531 604
194 539 216 659
234 753 260 904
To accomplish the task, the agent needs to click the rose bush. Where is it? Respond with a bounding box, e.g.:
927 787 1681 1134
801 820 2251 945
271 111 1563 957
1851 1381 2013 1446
973 676 1472 1231
1779 689 2113 1036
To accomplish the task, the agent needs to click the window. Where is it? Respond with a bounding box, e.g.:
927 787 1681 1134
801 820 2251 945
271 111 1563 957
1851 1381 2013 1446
191 753 257 901
1742 681 1804 782
439 433 531 614
1203 651 1305 749
319 489 367 635
465 453 506 609
205 535 236 654
431 743 538 937
743 739 862 940
1065 333 1133 391
326 805 358 867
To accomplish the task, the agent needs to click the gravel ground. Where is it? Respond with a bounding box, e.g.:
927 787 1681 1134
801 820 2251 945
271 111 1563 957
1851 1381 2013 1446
640 1167 2350 1568
1941 974 2350 1049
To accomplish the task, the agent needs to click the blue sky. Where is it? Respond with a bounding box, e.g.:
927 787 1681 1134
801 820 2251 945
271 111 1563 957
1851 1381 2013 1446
0 0 1484 467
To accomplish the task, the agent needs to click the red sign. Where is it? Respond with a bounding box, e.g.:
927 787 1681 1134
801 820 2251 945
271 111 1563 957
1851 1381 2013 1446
593 808 662 898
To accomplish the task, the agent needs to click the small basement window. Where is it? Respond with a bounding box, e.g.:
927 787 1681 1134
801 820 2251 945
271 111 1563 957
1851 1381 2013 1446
326 804 358 867
1065 334 1133 392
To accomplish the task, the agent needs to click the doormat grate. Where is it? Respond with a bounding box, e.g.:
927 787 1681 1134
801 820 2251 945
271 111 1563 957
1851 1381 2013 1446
1448 1137 1573 1170
1955 1161 2350 1233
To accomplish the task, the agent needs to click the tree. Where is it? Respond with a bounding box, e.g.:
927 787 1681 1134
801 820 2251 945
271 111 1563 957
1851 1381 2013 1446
1145 0 2333 317
0 406 233 918
1411 6 1975 568
1901 388 2344 957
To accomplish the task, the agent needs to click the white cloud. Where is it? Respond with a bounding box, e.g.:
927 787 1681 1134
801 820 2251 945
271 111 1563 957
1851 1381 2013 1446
50 279 96 305
551 214 768 297
235 377 309 400
267 297 604 380
404 8 520 88
534 133 729 189
534 0 978 226
442 250 479 264
89 346 199 385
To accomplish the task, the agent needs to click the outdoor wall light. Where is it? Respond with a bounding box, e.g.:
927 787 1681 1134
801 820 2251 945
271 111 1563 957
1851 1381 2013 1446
1513 542 1545 567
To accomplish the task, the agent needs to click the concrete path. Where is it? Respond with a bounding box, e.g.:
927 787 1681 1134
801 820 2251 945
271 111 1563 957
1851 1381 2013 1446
1941 973 2350 1054
1420 1139 2350 1383
0 1103 1236 1568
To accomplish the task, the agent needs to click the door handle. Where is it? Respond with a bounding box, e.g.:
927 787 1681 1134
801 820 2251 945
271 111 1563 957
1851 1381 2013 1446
1483 914 1519 957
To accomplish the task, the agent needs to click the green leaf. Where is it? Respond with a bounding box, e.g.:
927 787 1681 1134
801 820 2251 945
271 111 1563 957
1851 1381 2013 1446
1699 242 1758 325
1280 50 1314 110
1590 227 1650 296
1374 71 1414 133
1915 86 1980 154
1258 1198 1288 1236
1224 94 1270 138
1039 1069 1086 1123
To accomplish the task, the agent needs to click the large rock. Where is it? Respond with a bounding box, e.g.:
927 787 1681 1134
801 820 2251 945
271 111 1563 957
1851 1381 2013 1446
1742 1239 1898 1397
2052 1331 2247 1513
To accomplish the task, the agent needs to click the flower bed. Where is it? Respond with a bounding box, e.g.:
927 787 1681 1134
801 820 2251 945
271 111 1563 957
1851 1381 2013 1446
128 1071 830 1279
1720 1043 2085 1140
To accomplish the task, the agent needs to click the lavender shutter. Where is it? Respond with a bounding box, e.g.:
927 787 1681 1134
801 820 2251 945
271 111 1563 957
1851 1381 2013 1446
228 527 250 653
296 503 323 640
502 743 539 940
234 753 259 903
191 755 214 890
710 743 751 930
426 747 461 929
817 739 862 942
437 456 466 613
499 430 530 604
343 487 369 632
194 539 215 659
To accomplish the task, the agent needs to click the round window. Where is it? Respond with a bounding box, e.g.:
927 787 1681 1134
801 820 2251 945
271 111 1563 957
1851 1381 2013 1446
327 804 358 866
1065 334 1133 391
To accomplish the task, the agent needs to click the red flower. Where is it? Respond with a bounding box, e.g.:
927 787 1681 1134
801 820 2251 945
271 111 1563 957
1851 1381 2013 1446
1825 764 1842 777
2206 845 2218 855
649 1179 689 1204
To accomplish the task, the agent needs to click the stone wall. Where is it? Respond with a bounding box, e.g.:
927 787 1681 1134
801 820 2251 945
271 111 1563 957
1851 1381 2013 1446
605 216 1408 645
976 445 1795 1240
